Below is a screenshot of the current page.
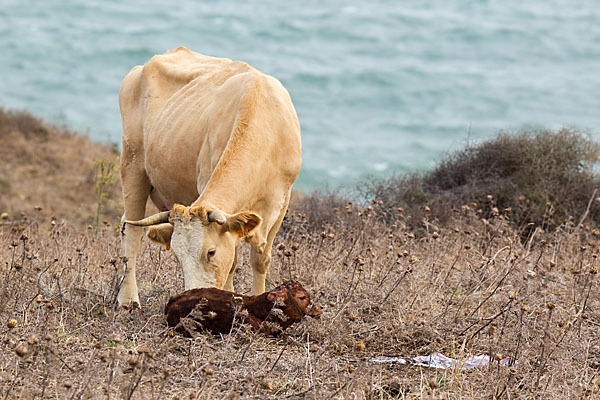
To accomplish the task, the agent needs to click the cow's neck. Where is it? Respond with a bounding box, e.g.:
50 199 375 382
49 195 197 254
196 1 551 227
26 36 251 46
193 157 260 214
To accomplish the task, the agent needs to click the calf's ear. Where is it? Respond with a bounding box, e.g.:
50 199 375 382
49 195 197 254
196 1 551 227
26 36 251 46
147 223 174 250
226 211 262 238
267 289 288 303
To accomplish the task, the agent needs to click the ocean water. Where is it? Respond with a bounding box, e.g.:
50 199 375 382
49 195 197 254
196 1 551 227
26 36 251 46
1 1 599 191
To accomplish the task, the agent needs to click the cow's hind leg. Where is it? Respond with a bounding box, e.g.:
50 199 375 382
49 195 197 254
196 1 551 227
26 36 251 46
118 171 151 309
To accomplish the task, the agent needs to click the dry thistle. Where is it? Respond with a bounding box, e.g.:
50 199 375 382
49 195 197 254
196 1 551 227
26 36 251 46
136 346 151 355
127 355 139 367
110 333 122 343
99 351 110 362
15 344 28 357
27 335 38 345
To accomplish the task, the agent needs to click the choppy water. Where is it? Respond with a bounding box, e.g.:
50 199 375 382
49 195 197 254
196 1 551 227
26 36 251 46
1 1 599 191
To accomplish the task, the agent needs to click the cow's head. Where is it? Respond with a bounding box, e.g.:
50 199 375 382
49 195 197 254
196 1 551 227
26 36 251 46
125 204 261 290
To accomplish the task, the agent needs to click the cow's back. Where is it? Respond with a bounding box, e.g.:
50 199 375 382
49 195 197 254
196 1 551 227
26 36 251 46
119 46 301 219
120 47 258 205
138 47 253 133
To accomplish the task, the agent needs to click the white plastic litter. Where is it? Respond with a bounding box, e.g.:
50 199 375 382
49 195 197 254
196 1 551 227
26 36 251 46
370 352 514 369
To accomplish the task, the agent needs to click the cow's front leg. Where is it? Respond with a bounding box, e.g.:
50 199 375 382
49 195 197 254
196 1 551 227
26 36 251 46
118 220 143 308
249 192 291 294
224 247 238 292
118 163 151 309
250 248 270 295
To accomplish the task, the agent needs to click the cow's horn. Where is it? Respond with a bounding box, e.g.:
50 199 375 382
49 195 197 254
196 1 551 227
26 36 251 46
207 210 226 225
124 211 170 226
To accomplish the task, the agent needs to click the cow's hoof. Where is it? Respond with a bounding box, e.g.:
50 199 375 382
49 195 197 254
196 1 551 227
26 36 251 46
117 301 141 312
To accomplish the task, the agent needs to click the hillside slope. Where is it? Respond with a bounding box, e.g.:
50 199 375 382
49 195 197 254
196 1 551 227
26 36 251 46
0 108 122 227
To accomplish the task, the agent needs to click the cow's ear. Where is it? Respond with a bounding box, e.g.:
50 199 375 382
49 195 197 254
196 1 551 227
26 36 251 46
147 223 174 250
226 211 262 238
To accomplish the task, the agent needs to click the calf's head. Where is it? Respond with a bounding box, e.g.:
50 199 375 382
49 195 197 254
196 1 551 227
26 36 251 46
125 204 261 290
267 280 323 322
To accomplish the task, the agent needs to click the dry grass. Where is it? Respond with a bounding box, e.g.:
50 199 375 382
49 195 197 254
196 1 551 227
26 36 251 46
2 197 600 398
1 111 600 398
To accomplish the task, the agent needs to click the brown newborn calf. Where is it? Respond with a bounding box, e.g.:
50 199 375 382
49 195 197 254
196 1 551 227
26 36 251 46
165 280 322 336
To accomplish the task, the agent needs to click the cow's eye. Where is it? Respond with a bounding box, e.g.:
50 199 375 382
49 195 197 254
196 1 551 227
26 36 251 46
298 295 307 301
207 249 216 259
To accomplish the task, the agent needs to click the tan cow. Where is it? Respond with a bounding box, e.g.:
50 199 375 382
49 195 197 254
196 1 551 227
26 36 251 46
117 47 301 308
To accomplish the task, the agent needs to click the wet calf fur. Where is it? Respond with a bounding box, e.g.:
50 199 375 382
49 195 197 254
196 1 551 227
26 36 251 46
165 280 322 336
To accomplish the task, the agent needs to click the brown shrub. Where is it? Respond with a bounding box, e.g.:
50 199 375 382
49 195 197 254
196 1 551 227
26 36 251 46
359 129 600 237
0 107 49 140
